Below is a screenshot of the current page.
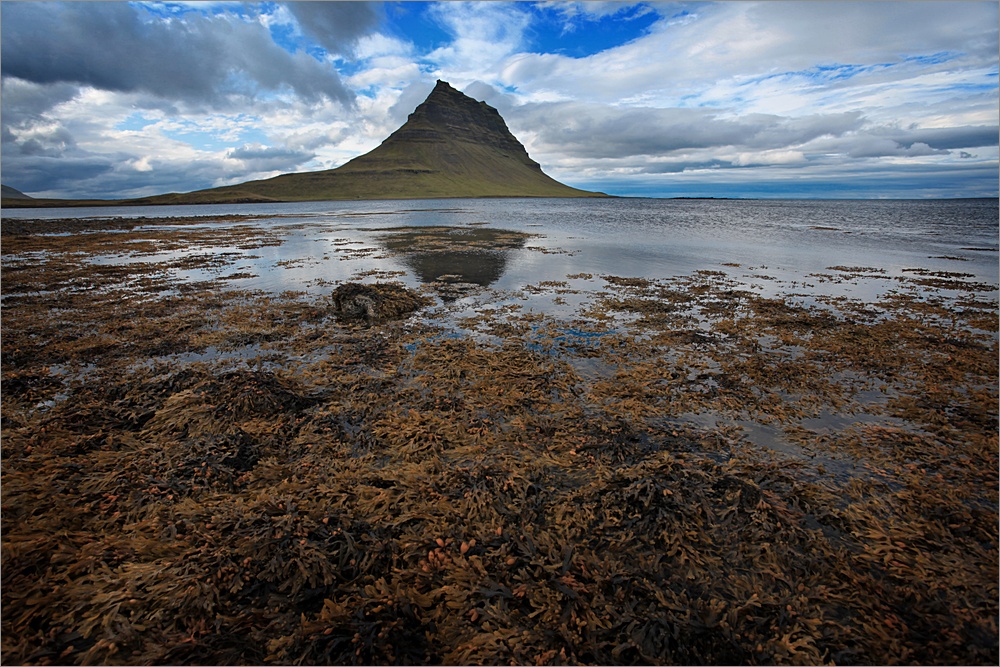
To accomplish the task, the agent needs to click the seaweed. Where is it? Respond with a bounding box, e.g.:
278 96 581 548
330 283 430 322
2 215 997 665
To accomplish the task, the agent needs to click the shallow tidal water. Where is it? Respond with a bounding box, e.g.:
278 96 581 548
7 197 997 308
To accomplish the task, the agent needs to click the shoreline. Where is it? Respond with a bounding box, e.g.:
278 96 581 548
2 215 997 665
3 194 997 211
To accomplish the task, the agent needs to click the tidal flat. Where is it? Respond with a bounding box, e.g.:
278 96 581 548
1 213 997 665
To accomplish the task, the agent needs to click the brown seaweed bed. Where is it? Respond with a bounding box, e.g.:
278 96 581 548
1 215 997 665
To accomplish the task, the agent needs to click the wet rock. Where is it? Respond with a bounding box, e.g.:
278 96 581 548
432 274 483 301
330 282 429 322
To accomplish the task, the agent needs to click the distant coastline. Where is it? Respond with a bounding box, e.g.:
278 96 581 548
5 194 997 209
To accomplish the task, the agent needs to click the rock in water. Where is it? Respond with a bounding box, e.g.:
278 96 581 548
330 282 429 322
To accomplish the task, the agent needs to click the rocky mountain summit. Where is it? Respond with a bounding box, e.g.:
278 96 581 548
385 79 545 172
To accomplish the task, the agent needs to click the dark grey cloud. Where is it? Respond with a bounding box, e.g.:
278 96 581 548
8 146 260 200
287 1 381 55
744 112 865 149
4 130 316 200
0 2 355 109
0 78 79 128
3 154 116 196
808 125 999 160
887 126 998 151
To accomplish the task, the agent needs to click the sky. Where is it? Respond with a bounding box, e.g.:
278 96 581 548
1 0 997 200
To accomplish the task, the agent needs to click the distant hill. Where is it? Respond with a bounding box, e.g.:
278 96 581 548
3 81 606 208
1 185 33 200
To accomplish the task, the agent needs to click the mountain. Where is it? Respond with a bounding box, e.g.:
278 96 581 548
1 185 33 200
145 80 605 204
2 81 606 208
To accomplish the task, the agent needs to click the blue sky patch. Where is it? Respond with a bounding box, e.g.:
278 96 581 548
267 19 301 56
116 113 157 132
809 63 890 81
384 2 453 53
160 121 269 153
526 3 659 58
904 52 958 66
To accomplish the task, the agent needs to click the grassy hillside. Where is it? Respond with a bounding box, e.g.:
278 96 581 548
184 144 602 203
1 185 33 200
3 143 603 208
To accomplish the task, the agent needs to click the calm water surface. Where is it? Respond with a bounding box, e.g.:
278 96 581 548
5 198 997 307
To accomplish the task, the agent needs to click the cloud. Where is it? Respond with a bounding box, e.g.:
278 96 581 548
226 143 316 172
0 2 354 110
0 2 392 197
496 0 998 114
505 95 996 196
9 140 295 200
425 1 534 81
510 102 866 159
462 80 516 113
0 77 80 129
541 1 646 20
799 124 999 160
887 125 999 151
13 154 115 189
0 1 995 200
386 80 439 125
286 1 381 55
843 139 942 159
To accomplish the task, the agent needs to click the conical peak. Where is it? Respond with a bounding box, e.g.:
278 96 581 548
391 79 527 160
433 79 457 93
417 80 497 118
424 79 480 104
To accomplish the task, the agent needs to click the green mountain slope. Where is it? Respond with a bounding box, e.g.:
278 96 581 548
1 185 33 200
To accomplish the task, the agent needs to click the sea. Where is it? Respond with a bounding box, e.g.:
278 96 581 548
3 198 997 311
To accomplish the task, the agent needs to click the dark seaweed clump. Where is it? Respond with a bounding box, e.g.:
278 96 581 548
330 282 430 322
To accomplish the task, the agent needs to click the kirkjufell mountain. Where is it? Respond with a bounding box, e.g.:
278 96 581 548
2 81 605 207
174 80 605 203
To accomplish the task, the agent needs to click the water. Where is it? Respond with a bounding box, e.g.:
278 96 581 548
4 198 997 304
6 197 995 466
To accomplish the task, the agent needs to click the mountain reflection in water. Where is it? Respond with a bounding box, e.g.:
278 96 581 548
374 226 531 295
